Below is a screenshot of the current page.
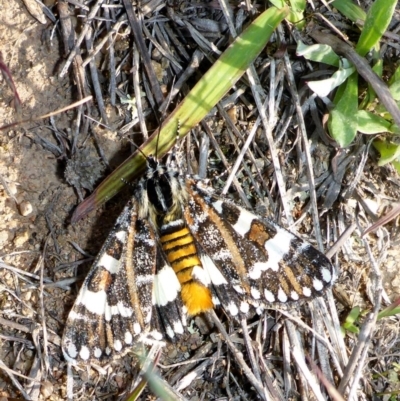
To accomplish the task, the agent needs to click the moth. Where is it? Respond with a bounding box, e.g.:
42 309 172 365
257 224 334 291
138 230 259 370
62 152 334 364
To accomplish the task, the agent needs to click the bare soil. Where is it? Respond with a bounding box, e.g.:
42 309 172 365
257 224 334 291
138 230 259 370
0 0 400 400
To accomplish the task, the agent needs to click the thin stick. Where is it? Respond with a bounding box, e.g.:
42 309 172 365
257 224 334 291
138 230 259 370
59 0 105 77
122 0 164 106
0 96 92 131
208 310 267 400
85 26 108 124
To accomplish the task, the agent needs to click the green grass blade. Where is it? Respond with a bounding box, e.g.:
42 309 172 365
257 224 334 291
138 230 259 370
72 6 289 222
356 0 397 57
331 0 366 23
269 0 306 27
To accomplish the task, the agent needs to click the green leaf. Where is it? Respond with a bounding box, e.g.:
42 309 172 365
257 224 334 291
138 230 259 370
342 324 359 334
297 42 357 98
269 0 306 27
331 0 366 23
392 160 400 174
377 298 400 319
328 73 359 147
356 0 397 57
389 65 400 85
373 138 400 166
307 61 355 97
345 306 361 324
71 6 289 222
342 306 361 335
356 110 392 134
296 41 341 66
389 79 400 101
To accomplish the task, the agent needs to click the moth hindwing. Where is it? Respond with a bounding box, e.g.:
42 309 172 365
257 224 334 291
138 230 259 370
62 155 334 364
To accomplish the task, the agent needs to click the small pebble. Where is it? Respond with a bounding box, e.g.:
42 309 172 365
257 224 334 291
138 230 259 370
0 231 9 245
40 380 54 398
14 231 29 247
8 182 18 195
21 306 34 318
21 290 32 302
19 200 33 216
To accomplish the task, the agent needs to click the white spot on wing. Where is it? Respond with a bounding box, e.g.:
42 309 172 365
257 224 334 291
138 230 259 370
115 230 127 242
125 332 133 344
321 267 332 283
133 323 141 334
232 208 256 237
249 262 269 279
94 348 102 358
251 287 261 299
105 303 111 322
212 200 223 214
212 296 221 305
313 278 323 291
173 320 184 334
290 291 299 301
302 287 311 297
79 346 90 360
264 228 294 272
200 255 228 285
114 340 122 351
67 310 82 321
65 342 77 359
151 330 163 340
277 287 288 302
213 249 231 261
153 264 181 306
136 274 153 286
264 289 275 302
140 236 155 247
76 289 107 315
240 302 249 313
166 325 174 339
143 306 152 323
233 284 244 294
110 302 133 317
98 252 120 274
192 265 211 286
228 302 238 316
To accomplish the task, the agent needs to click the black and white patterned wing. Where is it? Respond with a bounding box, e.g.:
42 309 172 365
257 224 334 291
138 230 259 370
183 179 334 315
62 200 160 364
152 246 188 341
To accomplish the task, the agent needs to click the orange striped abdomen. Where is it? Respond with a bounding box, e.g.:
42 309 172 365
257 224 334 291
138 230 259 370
160 223 213 315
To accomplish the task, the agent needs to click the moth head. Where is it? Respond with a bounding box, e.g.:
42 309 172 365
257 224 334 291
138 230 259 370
139 155 186 226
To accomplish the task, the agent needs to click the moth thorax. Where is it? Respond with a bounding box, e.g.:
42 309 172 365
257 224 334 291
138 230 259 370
146 174 173 213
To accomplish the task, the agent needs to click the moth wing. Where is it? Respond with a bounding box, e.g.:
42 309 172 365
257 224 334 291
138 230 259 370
152 246 187 341
62 200 159 364
184 179 334 312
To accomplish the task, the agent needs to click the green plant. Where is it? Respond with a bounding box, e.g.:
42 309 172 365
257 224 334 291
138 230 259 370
298 0 399 153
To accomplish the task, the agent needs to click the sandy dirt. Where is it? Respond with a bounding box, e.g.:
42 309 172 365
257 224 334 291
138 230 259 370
1 1 400 400
0 1 128 399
